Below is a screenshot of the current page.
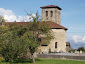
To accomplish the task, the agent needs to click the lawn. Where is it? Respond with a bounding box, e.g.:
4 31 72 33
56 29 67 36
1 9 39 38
1 58 85 64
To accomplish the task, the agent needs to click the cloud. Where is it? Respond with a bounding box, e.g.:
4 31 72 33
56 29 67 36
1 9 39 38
4 15 17 22
72 35 85 43
0 8 35 22
0 8 14 16
67 35 85 49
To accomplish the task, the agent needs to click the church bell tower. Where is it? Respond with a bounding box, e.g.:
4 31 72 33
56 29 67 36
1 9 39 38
40 5 62 25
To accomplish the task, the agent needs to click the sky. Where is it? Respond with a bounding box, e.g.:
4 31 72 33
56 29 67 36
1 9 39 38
0 0 85 49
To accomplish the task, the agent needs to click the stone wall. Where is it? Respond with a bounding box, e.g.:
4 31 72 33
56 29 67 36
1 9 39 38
37 54 85 60
66 45 70 52
41 8 61 25
49 29 66 52
37 29 66 54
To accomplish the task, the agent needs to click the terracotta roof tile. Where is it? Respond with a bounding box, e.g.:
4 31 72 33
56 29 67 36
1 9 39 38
5 21 68 30
48 21 68 30
40 5 62 10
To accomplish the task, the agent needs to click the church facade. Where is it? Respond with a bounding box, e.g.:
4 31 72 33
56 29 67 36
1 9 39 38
37 5 68 54
5 5 69 54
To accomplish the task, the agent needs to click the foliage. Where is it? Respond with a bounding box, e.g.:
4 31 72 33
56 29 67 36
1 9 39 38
0 12 53 64
26 11 53 54
69 49 75 53
25 11 53 64
0 16 5 25
0 25 29 62
77 47 85 52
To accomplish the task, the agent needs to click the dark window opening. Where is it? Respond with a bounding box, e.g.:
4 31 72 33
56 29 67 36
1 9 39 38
46 11 48 17
50 11 53 17
66 45 70 46
55 42 57 48
41 45 48 46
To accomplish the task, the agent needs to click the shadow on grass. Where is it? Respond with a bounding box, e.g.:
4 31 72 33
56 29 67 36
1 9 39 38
14 59 33 63
15 58 41 63
2 58 41 63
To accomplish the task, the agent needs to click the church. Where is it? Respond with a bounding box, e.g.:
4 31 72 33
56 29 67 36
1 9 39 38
37 5 70 54
6 5 70 54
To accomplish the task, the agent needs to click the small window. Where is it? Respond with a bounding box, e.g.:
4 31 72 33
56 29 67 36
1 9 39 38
55 42 57 48
46 11 48 17
50 11 53 17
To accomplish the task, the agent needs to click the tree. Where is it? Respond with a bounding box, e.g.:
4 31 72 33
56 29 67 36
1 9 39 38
0 16 5 25
0 24 29 63
25 11 53 64
0 12 53 64
77 47 85 52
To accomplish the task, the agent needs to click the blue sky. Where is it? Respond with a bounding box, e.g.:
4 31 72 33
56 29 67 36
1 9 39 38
0 0 85 49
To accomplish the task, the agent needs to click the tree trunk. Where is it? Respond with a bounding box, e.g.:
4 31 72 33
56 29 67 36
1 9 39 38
6 62 8 64
32 55 35 64
0 61 1 64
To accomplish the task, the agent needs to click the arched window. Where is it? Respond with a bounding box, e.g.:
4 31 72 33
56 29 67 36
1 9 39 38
55 42 57 48
46 11 48 17
50 11 53 17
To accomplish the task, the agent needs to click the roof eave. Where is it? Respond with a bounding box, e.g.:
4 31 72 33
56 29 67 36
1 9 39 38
50 28 68 30
40 7 62 10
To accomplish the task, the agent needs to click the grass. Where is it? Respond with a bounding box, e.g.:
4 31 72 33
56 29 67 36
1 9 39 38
1 58 85 64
